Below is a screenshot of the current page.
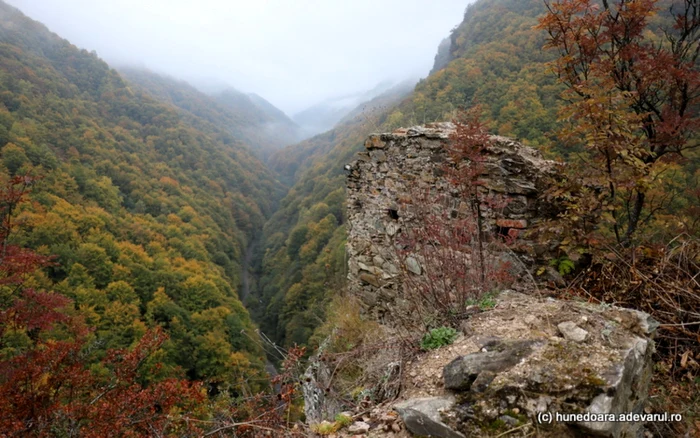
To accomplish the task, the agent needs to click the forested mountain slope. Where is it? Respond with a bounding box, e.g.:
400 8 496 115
392 0 559 148
252 102 394 346
214 88 302 158
0 0 282 391
250 81 415 346
254 0 563 348
119 67 302 161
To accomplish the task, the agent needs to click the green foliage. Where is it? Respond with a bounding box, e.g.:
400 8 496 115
394 0 561 150
309 413 355 435
420 327 458 351
335 413 353 427
466 292 498 310
1 142 28 175
549 256 575 276
105 281 138 305
119 68 302 162
312 421 340 435
286 224 309 258
253 83 415 349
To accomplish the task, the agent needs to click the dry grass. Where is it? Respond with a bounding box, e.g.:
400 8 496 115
565 235 700 436
309 294 417 412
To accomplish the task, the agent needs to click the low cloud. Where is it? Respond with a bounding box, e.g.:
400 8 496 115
6 0 472 114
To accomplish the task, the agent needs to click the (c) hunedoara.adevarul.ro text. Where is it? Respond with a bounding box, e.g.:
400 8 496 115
537 412 683 424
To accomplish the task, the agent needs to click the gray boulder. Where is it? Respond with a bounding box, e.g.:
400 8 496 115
443 340 539 391
394 396 465 438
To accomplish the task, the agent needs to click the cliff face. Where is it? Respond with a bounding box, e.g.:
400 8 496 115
429 37 452 74
320 125 659 438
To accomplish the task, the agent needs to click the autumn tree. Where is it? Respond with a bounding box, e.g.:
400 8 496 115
0 2 277 385
538 0 700 246
0 176 205 437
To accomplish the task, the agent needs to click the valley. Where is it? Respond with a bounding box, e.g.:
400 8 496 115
0 0 698 436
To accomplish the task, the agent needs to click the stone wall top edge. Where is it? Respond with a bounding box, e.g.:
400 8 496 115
357 124 559 173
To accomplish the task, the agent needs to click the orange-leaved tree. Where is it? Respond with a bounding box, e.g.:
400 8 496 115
0 176 205 437
538 0 699 246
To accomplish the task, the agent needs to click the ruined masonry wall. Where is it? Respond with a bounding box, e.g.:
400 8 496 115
345 123 557 320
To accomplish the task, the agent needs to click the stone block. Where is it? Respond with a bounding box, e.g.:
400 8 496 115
365 135 386 149
496 218 528 229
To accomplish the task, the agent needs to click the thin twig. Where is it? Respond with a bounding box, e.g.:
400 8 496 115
494 422 533 438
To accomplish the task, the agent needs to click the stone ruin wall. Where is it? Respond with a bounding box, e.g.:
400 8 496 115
345 123 558 321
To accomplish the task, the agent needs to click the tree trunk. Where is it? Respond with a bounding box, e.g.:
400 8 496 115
622 190 645 247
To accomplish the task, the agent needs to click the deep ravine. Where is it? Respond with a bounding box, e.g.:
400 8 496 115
240 235 257 300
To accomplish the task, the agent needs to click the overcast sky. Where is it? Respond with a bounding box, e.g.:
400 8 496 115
6 0 472 114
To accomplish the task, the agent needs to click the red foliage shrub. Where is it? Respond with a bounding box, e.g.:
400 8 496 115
396 110 514 329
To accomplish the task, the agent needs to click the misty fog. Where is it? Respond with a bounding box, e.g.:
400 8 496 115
5 0 473 116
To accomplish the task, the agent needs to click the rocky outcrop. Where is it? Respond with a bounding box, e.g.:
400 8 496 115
391 291 657 438
346 123 559 322
430 37 453 74
442 339 540 391
394 397 464 438
302 336 342 424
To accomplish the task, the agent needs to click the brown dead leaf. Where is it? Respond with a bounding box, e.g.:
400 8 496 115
681 350 691 369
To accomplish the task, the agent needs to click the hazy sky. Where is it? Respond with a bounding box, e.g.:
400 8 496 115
6 0 472 114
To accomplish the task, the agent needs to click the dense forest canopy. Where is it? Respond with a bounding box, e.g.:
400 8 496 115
0 0 284 395
119 67 303 162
